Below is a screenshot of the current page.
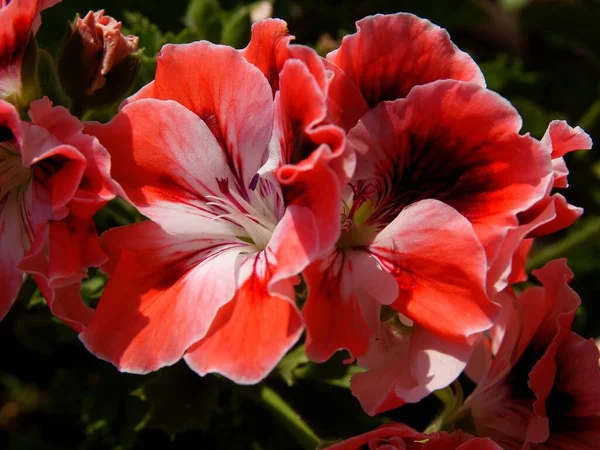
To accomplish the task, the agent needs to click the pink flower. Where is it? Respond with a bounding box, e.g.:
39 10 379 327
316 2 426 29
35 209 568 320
0 97 114 328
71 10 140 94
0 0 60 101
325 423 503 450
462 259 600 449
81 23 348 383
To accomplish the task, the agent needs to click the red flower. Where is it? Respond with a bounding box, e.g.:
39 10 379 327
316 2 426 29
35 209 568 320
81 23 348 383
462 259 600 449
294 13 557 413
0 0 60 102
302 79 555 411
325 423 502 450
0 97 113 329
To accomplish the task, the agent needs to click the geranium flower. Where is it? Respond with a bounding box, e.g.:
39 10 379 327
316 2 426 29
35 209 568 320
296 13 555 413
0 97 113 328
460 259 600 449
0 0 60 102
301 79 555 412
81 26 348 383
325 422 502 450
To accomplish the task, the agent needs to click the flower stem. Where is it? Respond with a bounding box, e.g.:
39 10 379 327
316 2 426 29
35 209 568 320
578 97 600 132
425 381 464 433
253 385 321 449
527 217 600 270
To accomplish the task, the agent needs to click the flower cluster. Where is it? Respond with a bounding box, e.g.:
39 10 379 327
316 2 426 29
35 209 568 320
1 2 598 448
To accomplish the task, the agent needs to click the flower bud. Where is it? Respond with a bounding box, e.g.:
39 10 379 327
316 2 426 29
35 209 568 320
58 10 141 113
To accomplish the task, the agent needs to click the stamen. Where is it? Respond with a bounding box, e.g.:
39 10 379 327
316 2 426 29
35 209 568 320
206 175 279 250
248 173 259 191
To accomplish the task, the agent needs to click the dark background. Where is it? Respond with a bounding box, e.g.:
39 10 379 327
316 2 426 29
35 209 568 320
2 0 599 448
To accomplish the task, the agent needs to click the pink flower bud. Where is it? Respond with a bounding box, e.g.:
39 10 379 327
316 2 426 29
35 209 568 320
57 10 142 112
74 10 139 94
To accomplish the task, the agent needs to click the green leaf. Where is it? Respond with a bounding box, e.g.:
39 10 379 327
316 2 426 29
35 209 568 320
480 54 538 93
136 363 221 439
527 216 600 271
185 0 223 41
123 11 165 57
220 6 251 47
290 351 366 389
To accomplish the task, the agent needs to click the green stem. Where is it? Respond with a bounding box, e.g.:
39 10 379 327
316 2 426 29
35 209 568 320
527 217 600 270
425 381 464 433
253 385 321 450
578 98 600 131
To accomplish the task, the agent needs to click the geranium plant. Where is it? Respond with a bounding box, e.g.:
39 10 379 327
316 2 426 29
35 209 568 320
1 1 598 449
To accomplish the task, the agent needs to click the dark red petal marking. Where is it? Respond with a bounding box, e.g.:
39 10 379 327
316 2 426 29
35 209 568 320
349 80 551 262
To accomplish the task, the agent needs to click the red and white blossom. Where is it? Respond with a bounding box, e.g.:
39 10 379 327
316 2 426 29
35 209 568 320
81 25 349 383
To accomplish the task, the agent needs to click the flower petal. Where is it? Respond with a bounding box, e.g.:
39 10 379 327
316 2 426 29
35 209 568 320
79 221 244 374
152 41 274 196
274 59 351 182
240 18 293 92
0 0 37 99
528 193 583 238
303 250 398 362
0 191 27 320
21 216 106 287
85 98 250 237
371 199 497 340
20 122 86 220
33 279 93 332
29 97 116 219
349 80 551 264
352 325 473 414
184 252 303 384
327 13 485 108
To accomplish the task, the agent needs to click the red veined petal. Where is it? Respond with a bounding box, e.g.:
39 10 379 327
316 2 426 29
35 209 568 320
152 41 274 196
85 98 255 237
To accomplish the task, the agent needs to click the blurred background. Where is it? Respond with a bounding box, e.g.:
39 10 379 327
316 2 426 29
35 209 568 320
1 0 599 448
